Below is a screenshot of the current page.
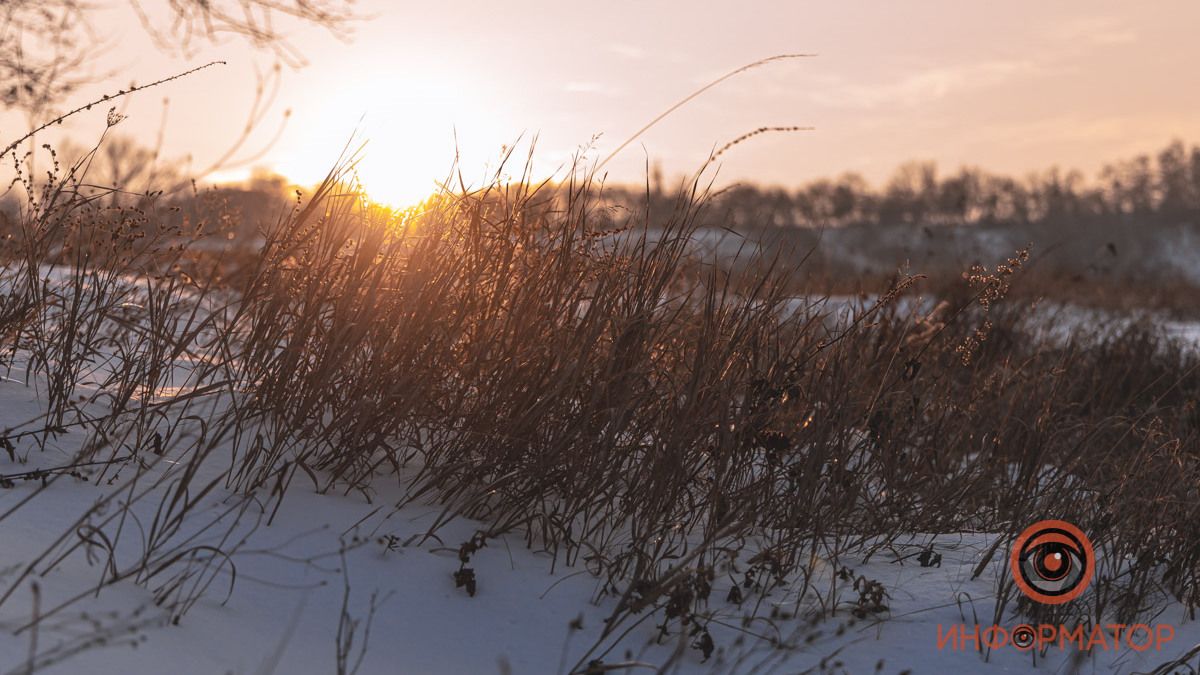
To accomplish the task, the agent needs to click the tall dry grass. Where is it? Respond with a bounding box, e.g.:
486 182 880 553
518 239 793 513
1 113 1200 671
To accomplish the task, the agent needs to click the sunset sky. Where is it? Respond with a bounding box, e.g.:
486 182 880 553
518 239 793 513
9 1 1200 205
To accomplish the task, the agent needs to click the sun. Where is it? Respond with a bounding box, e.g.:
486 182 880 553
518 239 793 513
274 72 507 208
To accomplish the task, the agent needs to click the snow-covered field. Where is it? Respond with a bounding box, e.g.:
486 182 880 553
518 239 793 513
2 352 1200 675
2 262 1199 674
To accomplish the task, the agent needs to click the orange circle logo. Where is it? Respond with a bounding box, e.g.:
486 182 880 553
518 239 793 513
1010 520 1094 605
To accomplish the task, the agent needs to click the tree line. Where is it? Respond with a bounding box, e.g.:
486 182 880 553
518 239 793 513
697 140 1200 230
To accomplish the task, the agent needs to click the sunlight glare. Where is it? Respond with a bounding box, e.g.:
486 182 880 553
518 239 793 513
275 72 506 208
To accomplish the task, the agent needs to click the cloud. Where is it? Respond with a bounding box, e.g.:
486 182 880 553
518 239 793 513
1048 16 1138 46
806 59 1040 109
564 81 621 96
606 43 645 60
974 111 1189 152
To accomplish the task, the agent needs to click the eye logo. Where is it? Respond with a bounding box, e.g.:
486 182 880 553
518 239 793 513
1010 520 1094 605
1011 625 1036 649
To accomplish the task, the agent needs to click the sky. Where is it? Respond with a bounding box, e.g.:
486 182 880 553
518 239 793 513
7 1 1200 206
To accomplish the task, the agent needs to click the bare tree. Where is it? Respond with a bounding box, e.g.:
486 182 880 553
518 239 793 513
127 1 358 67
0 1 359 196
0 1 359 120
0 2 94 122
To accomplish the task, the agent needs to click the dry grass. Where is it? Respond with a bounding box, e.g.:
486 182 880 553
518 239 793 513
2 133 1200 671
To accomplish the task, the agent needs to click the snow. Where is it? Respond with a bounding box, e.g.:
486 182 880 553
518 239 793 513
1 300 1199 673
